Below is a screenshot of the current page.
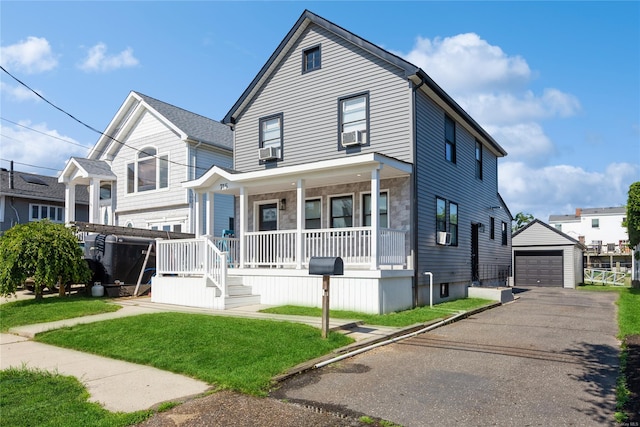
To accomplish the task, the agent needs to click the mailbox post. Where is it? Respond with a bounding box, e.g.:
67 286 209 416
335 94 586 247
309 257 344 338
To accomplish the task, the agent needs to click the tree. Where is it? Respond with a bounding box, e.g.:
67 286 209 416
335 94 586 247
513 212 534 231
626 181 640 250
0 220 91 298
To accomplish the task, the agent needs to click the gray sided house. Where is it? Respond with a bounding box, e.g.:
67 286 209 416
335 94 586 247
0 168 88 233
152 10 513 313
512 219 585 288
58 91 234 235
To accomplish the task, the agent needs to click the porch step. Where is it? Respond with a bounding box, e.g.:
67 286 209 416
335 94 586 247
224 293 262 309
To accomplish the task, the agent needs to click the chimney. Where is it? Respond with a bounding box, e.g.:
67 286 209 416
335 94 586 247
10 160 14 190
575 208 581 218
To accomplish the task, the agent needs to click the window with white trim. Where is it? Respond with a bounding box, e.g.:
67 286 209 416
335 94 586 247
363 192 388 228
305 198 322 229
126 147 168 193
29 204 64 223
330 195 353 228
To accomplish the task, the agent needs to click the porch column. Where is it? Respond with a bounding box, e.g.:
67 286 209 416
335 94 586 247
194 191 202 237
88 178 100 224
64 182 76 223
239 187 247 268
296 179 305 269
206 191 215 236
370 167 380 270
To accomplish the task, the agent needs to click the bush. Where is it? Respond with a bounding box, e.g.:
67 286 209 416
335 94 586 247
0 220 91 297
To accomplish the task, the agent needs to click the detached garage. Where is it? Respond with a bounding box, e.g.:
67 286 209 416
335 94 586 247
512 219 585 288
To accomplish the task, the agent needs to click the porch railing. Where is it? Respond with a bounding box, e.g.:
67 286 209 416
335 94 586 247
156 237 228 296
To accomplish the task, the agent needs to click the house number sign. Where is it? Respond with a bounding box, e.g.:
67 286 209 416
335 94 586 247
219 183 228 190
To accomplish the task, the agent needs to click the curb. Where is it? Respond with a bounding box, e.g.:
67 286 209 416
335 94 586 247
271 301 503 384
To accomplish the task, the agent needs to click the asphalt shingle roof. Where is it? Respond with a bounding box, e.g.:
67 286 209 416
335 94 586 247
135 92 232 151
0 169 89 204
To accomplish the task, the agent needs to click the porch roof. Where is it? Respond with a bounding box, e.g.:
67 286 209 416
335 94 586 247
184 152 412 195
58 157 116 185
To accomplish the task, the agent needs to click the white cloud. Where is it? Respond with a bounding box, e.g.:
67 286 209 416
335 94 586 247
0 36 58 74
78 43 139 72
0 81 41 102
404 33 531 94
0 121 90 175
486 123 555 166
499 161 637 220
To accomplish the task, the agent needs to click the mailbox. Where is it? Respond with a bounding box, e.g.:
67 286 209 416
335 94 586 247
309 256 344 276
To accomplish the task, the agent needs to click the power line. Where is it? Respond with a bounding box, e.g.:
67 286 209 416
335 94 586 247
0 117 93 151
0 158 61 172
0 66 208 173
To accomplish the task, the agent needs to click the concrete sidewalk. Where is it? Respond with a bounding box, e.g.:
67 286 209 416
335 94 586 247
1 296 403 413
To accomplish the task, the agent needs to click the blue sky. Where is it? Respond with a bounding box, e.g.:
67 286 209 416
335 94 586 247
1 1 638 221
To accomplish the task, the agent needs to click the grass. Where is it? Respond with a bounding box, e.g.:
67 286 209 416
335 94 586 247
0 295 121 332
0 367 151 427
259 297 494 327
579 284 640 422
35 312 353 395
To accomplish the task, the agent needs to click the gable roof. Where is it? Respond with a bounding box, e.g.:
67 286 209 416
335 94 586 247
89 91 232 160
512 218 585 248
0 169 89 204
222 9 506 157
58 158 117 185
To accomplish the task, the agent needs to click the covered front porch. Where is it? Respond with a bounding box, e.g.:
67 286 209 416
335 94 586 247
152 153 416 314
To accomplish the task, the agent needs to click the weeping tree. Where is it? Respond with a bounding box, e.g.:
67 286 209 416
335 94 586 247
0 220 92 299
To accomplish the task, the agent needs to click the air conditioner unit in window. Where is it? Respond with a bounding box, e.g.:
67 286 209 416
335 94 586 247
437 231 451 246
341 130 365 147
258 146 278 160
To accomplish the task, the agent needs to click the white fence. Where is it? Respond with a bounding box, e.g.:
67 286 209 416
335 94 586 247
584 268 629 286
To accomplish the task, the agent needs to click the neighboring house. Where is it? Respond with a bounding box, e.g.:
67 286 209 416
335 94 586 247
512 219 585 288
548 206 630 270
0 166 88 233
152 10 513 313
58 91 234 236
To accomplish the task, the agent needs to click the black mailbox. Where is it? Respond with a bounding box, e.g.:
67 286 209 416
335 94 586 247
309 256 344 276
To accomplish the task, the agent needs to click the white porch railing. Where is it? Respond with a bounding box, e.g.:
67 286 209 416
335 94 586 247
156 237 228 296
156 227 408 289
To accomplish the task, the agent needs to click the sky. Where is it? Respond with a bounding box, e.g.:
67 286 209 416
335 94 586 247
1 1 638 222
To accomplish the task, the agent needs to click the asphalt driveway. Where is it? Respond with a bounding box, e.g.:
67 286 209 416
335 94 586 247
273 287 620 426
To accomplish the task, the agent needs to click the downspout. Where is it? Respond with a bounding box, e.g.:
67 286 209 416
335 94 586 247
411 78 424 307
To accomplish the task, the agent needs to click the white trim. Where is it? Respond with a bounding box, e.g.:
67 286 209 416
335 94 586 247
361 189 389 227
304 196 322 229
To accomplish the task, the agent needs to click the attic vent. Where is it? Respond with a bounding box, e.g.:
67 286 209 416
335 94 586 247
21 175 48 186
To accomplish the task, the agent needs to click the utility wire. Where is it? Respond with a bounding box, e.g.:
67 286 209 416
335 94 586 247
0 158 61 172
1 117 93 151
0 66 208 172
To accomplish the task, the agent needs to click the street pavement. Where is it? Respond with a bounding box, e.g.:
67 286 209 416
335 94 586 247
273 287 621 426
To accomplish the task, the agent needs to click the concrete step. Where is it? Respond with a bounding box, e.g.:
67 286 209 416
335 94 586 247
224 294 261 309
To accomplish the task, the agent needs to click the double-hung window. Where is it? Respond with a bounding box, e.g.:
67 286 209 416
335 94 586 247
302 45 321 73
475 140 483 179
436 197 458 246
259 114 283 159
362 192 388 228
126 147 168 193
445 115 456 163
305 198 322 229
330 195 353 228
339 93 368 146
449 202 458 246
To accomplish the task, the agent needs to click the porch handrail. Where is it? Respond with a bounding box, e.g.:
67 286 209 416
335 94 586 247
155 237 228 296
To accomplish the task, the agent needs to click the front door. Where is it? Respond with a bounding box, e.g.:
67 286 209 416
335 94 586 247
258 203 278 231
471 223 480 282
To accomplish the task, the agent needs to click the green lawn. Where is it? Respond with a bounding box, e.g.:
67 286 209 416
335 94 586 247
35 312 353 395
0 295 121 332
0 367 151 427
259 297 494 327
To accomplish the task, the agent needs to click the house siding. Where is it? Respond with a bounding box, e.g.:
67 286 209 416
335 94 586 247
414 90 511 303
234 24 412 172
108 111 189 216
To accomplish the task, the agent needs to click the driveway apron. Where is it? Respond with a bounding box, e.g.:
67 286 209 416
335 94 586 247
273 287 620 426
